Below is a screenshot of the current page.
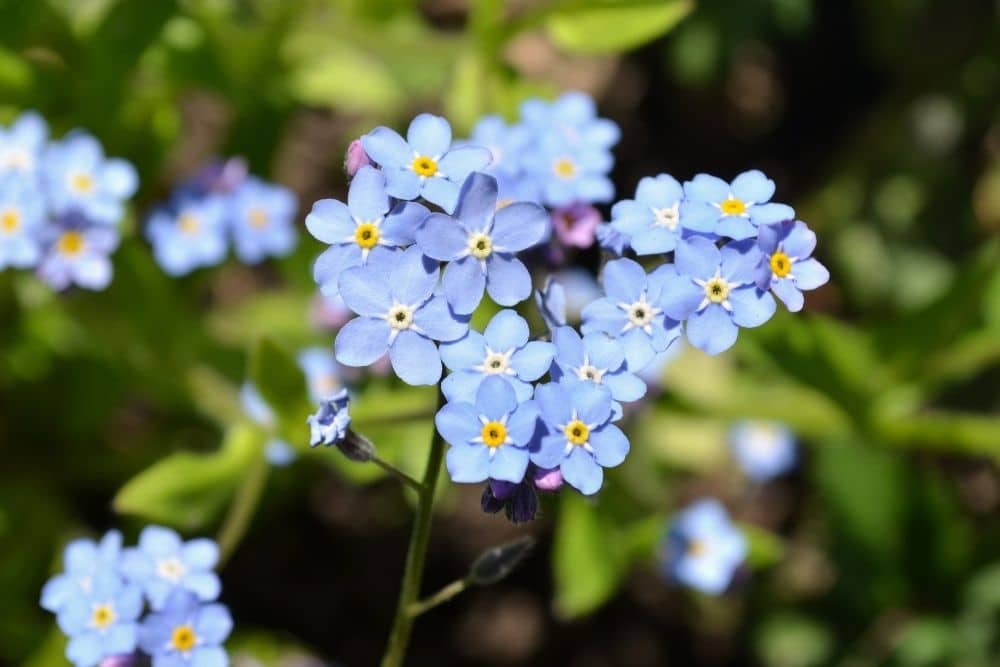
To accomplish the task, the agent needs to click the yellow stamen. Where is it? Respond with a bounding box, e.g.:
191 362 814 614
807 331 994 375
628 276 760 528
355 222 380 249
248 207 269 228
1 208 20 233
770 251 792 277
57 231 85 256
687 539 708 557
411 156 438 177
553 157 576 180
70 172 95 195
91 604 116 630
170 624 198 652
480 421 507 448
178 214 200 235
719 197 747 216
564 419 589 446
704 277 730 303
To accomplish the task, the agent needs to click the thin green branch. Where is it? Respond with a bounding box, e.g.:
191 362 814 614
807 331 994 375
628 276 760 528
407 578 469 618
372 455 424 492
216 455 269 566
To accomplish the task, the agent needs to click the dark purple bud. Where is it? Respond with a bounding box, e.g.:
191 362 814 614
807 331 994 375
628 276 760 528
344 139 372 177
488 479 517 501
481 484 506 514
505 483 538 524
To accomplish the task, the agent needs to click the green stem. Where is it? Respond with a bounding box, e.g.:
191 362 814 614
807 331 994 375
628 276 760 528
372 455 424 492
407 578 469 618
216 455 269 566
379 390 448 667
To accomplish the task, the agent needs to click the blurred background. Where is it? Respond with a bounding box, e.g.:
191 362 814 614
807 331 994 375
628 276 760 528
2 0 999 665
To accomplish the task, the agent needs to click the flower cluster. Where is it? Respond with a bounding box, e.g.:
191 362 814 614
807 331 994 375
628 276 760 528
40 526 232 667
147 157 298 276
0 111 137 290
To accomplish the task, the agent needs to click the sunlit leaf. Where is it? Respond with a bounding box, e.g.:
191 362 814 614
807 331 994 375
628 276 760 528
546 0 694 55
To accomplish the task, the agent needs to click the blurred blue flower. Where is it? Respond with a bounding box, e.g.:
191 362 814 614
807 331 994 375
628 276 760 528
535 277 567 332
416 173 548 314
146 196 228 277
334 246 467 385
662 499 747 594
43 132 137 226
361 114 491 213
55 573 143 667
610 174 688 255
519 92 620 152
730 420 797 482
596 221 630 255
436 376 540 484
41 531 123 613
228 177 298 264
120 526 220 611
440 309 555 403
529 382 628 495
307 389 351 448
469 115 530 182
239 382 275 428
0 175 45 269
658 237 776 355
37 216 120 291
138 590 231 667
298 346 342 403
307 166 428 297
264 438 296 467
581 258 681 370
551 326 646 404
0 111 48 177
681 170 794 240
754 219 830 312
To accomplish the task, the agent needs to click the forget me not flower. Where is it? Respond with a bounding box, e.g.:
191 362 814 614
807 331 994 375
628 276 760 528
596 221 630 255
56 573 143 667
119 526 220 611
658 236 776 355
436 376 540 484
681 170 794 240
662 499 747 594
416 173 548 314
146 196 228 277
440 309 555 403
361 113 492 213
37 215 120 291
0 175 45 269
529 382 629 495
610 174 688 255
730 420 797 482
228 177 298 264
307 388 351 447
334 246 468 385
581 258 681 371
754 219 830 312
43 132 137 226
41 531 124 613
138 590 232 667
307 166 428 297
0 110 48 176
551 326 646 404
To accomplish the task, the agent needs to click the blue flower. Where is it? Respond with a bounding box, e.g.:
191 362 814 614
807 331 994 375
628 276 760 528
529 382 629 495
119 526 220 611
436 376 540 484
334 246 468 385
41 531 124 613
37 216 120 291
536 269 603 333
361 114 492 213
43 132 137 226
298 346 343 403
610 174 689 255
307 166 428 297
416 173 548 314
551 326 646 404
264 439 296 467
440 309 555 402
138 590 232 667
0 111 48 177
55 573 143 667
535 277 567 332
754 219 830 312
146 195 228 276
469 114 530 182
307 389 351 447
662 499 747 594
239 382 274 428
0 175 45 269
228 177 298 264
519 92 620 152
680 170 794 240
596 221 630 255
730 420 797 482
581 258 681 370
657 236 777 355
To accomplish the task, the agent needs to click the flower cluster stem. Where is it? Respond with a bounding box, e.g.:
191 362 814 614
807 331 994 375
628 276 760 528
217 454 269 566
372 455 424 492
407 578 469 618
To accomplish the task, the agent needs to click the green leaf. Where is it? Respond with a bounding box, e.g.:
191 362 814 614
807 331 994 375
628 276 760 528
893 617 958 666
249 337 312 439
741 522 785 569
287 44 405 114
755 613 834 667
114 423 265 530
546 0 694 55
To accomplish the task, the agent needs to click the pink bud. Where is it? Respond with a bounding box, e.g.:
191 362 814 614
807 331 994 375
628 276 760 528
533 466 564 492
344 139 372 177
551 202 601 249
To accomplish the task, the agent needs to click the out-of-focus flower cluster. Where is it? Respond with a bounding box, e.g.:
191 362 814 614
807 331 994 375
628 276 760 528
40 527 232 667
0 111 137 290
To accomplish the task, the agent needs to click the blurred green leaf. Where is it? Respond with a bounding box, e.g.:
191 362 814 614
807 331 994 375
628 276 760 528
249 337 312 443
288 43 405 114
546 0 694 55
893 617 958 666
742 522 785 569
553 492 626 618
756 613 833 667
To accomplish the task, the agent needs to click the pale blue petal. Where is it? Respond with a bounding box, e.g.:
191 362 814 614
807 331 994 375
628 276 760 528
791 258 829 290
485 255 532 307
389 246 438 305
572 382 612 425
686 305 738 355
439 147 493 182
716 216 758 240
731 169 775 203
636 173 683 206
446 443 490 482
416 212 469 261
180 540 218 569
530 433 569 469
589 424 629 467
483 309 529 351
100 159 138 198
750 202 795 226
335 317 391 366
421 177 460 213
414 295 467 342
630 227 677 255
183 572 220 601
384 167 422 200
440 331 487 370
191 648 228 667
348 166 389 221
601 258 646 303
390 330 441 385
678 200 719 233
407 113 452 157
361 127 410 168
685 174 729 202
720 239 762 284
621 327 655 370
313 243 361 294
756 220 782 254
443 257 486 314
584 332 625 370
66 632 103 667
452 172 497 229
488 446 530 483
782 221 816 258
338 265 392 316
435 401 481 445
772 278 804 312
491 202 549 252
729 286 776 327
561 447 603 495
675 236 720 280
381 201 428 245
506 401 540 444
552 326 584 367
441 371 485 404
534 382 572 425
602 370 646 402
510 341 555 381
653 267 703 320
475 376 517 420
195 603 233 643
139 526 181 557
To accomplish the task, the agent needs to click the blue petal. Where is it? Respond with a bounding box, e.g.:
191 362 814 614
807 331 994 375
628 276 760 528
621 327 656 370
581 298 626 335
552 326 585 368
421 176 460 213
443 257 486 315
475 375 518 420
101 159 138 198
611 199 653 234
686 305 738 355
389 246 438 305
791 257 829 290
414 295 467 342
183 572 221 601
191 647 228 667
139 526 181 557
684 173 729 202
636 173 683 206
601 258 646 303
416 212 469 261
491 202 549 252
720 239 762 284
435 401 481 445
483 309 529 351
452 172 498 229
572 382 612 425
602 369 646 402
384 167 422 200
530 433 569 469
407 113 452 157
313 244 362 295
335 317 391 366
584 331 625 370
361 127 411 168
630 227 677 255
488 446 530 483
441 370 486 404
446 443 490 483
756 219 782 254
66 632 103 667
104 623 137 655
716 215 758 240
510 341 555 381
731 169 775 203
440 331 487 370
589 423 629 467
381 201 429 245
180 539 218 570
750 202 795 226
561 447 603 495
675 236 721 281
506 401 540 444
782 220 817 259
772 278 804 312
485 254 532 307
439 147 493 183
390 330 441 385
348 166 389 221
729 286 776 327
338 265 393 316
534 382 572 426
678 200 719 233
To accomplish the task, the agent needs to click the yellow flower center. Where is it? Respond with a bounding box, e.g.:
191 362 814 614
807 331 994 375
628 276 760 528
704 277 730 303
468 232 492 259
770 251 792 277
248 207 269 228
387 304 414 330
553 157 577 180
411 156 438 177
719 197 747 216
70 172 95 195
564 419 589 446
91 603 117 630
170 624 198 652
355 222 380 249
179 213 200 235
687 539 708 557
57 231 86 256
1 208 20 233
480 421 507 448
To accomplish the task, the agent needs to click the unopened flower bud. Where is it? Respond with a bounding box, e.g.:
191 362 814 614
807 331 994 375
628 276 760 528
344 139 371 177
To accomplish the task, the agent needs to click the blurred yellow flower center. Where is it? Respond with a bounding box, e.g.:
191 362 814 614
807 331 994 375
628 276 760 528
687 539 708 557
720 197 747 216
704 277 730 303
480 421 507 448
468 232 493 259
411 156 438 177
156 556 187 583
57 231 85 256
770 251 792 277
91 603 116 630
1 208 20 233
178 214 200 235
170 624 198 652
70 172 95 195
564 419 589 445
248 207 269 228
553 157 577 180
355 222 380 249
